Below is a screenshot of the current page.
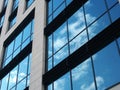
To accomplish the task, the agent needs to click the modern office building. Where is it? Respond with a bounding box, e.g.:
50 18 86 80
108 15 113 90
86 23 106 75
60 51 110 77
0 0 120 90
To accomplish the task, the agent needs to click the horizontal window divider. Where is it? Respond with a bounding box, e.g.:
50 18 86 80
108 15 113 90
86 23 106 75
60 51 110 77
0 41 32 80
43 18 120 85
44 0 88 36
4 8 35 47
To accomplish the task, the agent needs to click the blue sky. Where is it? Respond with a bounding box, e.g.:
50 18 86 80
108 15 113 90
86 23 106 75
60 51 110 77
48 0 120 90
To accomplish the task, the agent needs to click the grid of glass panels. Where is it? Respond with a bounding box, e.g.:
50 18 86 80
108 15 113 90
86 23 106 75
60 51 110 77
0 53 31 90
3 20 34 67
47 0 120 90
47 0 73 24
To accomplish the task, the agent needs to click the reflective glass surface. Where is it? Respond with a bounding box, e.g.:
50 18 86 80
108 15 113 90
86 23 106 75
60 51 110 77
46 0 120 90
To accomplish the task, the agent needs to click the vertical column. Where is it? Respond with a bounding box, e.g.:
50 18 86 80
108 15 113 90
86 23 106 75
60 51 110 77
29 0 46 90
0 0 13 68
0 0 3 13
17 0 26 22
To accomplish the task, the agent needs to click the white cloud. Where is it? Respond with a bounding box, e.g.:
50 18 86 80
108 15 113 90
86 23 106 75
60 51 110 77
80 76 104 90
72 58 90 81
9 70 26 84
54 78 65 90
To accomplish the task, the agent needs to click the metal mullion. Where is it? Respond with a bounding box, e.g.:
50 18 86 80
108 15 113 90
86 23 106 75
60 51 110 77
51 0 54 90
104 0 120 57
83 3 98 90
26 55 30 87
6 73 10 90
64 0 73 89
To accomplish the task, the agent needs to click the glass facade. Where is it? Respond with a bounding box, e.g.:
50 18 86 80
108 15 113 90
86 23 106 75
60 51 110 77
3 20 34 67
46 0 120 90
47 0 72 24
0 18 34 90
0 53 31 90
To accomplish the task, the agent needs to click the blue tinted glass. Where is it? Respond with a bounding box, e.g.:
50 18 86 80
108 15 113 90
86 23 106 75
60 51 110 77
53 22 68 52
4 55 12 66
70 30 88 54
110 3 120 22
6 41 14 58
18 57 28 82
17 79 26 90
27 75 30 87
93 41 120 89
13 0 19 10
23 23 31 42
54 45 68 66
8 66 18 90
68 8 85 40
85 0 106 25
72 58 96 90
106 0 118 8
48 35 52 58
53 3 65 18
14 33 22 50
27 0 34 8
0 15 5 27
28 54 31 74
53 0 64 11
48 58 52 71
10 17 16 28
48 0 52 16
4 0 9 7
13 47 20 58
88 13 110 39
48 84 52 90
66 0 72 5
54 72 71 90
0 74 9 90
22 38 31 49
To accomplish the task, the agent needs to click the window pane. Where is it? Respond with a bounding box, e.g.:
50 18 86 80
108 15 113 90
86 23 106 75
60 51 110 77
93 41 120 89
84 0 106 25
18 57 28 82
53 22 68 52
70 30 88 54
48 58 52 71
88 13 110 40
48 35 52 58
6 41 14 58
53 0 64 11
110 3 120 22
72 58 96 90
17 79 26 90
14 33 22 50
23 23 31 42
54 72 71 90
68 8 85 40
8 66 18 90
0 74 9 90
106 0 118 8
54 45 68 66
